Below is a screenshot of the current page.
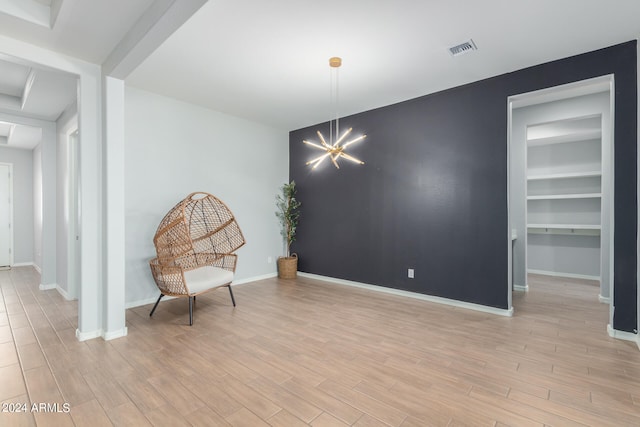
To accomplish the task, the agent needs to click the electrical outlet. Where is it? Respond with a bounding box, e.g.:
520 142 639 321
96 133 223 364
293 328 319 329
408 268 414 279
267 256 273 264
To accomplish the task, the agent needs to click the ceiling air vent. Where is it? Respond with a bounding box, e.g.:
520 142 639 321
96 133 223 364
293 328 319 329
448 39 477 57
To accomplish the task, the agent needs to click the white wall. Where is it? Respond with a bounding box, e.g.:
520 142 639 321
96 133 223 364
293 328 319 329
0 147 34 264
33 144 43 271
56 103 78 297
124 87 289 307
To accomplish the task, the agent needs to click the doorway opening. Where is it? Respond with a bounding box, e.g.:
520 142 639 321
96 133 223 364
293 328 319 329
508 75 614 329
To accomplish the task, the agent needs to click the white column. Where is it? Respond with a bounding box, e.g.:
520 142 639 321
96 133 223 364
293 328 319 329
76 69 104 341
40 124 57 287
102 76 127 340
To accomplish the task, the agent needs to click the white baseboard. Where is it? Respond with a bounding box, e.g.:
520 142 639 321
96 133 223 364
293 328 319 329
233 272 277 285
527 269 600 282
56 285 74 301
75 327 128 342
39 283 56 291
513 284 529 292
76 328 102 342
298 272 513 317
607 324 638 342
103 327 128 341
598 294 611 304
125 295 175 309
37 282 75 301
12 262 33 268
32 264 41 274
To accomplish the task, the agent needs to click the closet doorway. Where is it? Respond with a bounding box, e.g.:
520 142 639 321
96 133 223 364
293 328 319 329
508 75 614 327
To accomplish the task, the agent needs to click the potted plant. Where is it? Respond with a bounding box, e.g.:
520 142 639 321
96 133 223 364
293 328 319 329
275 181 301 279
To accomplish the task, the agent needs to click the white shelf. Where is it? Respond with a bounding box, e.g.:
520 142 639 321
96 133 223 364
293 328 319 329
527 129 601 147
527 193 601 201
528 223 600 230
527 224 601 236
527 171 601 181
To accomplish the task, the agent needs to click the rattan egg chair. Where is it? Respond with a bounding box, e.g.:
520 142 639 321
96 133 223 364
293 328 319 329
149 192 246 325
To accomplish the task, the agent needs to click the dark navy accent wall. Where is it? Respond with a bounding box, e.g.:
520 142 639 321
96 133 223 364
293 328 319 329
289 41 637 332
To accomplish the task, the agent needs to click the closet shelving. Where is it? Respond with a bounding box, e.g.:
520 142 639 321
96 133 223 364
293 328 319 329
526 116 602 237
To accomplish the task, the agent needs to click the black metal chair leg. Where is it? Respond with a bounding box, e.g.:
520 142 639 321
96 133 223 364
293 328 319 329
228 285 236 307
189 296 194 326
149 294 164 317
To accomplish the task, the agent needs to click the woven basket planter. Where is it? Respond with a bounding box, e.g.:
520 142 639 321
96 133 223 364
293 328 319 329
277 253 298 279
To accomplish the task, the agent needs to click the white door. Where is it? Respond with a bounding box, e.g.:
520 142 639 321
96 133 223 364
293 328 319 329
0 163 12 267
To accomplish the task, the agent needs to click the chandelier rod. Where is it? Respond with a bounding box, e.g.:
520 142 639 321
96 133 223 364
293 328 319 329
329 57 342 145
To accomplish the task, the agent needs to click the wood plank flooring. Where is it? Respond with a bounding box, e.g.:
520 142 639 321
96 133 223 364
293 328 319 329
1 267 639 426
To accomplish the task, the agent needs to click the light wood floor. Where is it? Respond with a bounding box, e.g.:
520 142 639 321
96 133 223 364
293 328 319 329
1 267 639 426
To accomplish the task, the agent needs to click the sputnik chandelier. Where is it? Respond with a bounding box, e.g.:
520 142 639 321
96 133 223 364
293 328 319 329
303 57 366 170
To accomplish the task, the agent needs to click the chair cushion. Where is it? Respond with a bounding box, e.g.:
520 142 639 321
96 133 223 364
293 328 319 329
183 266 234 295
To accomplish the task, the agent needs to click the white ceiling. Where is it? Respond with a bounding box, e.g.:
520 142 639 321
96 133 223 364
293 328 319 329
0 58 77 120
125 0 640 131
0 0 157 149
0 0 640 149
0 121 42 150
0 0 155 64
0 57 77 149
